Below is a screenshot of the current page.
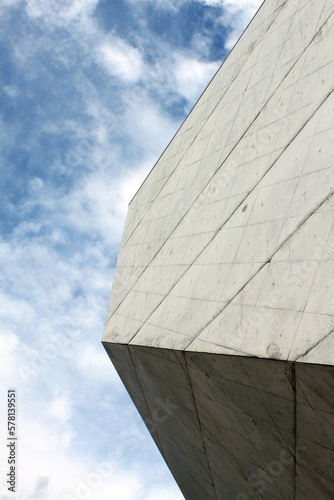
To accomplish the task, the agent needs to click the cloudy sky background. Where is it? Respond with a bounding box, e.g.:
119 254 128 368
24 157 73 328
0 0 262 498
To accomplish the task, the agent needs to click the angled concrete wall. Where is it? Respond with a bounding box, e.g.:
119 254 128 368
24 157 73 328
104 344 334 499
104 0 334 362
103 0 334 498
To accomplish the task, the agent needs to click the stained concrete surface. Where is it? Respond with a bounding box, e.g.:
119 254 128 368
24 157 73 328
104 344 334 499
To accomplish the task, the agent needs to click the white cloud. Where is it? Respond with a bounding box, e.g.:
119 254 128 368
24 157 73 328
198 0 261 8
174 55 220 103
194 0 263 49
0 332 20 386
48 390 73 423
33 476 49 499
3 85 19 98
119 163 152 208
29 177 44 191
25 0 99 25
0 289 37 332
222 0 263 50
125 0 188 12
145 486 184 500
77 343 122 384
0 417 84 499
76 469 143 500
224 0 261 7
60 165 148 245
99 39 144 82
0 0 19 7
190 32 212 58
124 92 181 158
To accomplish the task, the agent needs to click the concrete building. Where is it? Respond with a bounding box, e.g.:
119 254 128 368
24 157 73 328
103 0 334 498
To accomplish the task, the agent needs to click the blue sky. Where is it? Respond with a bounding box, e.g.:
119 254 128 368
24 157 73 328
0 0 262 498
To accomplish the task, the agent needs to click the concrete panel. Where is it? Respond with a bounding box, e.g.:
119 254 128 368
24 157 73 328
103 345 334 499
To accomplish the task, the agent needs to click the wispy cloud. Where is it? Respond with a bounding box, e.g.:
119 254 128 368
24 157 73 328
48 390 73 423
98 38 145 82
199 0 263 48
173 54 220 102
0 0 259 497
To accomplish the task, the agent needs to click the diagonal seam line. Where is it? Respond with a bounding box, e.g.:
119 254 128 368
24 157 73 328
294 328 334 361
186 338 252 356
218 3 300 283
287 213 334 359
121 37 264 250
125 0 286 212
185 189 334 350
127 86 334 345
104 2 301 325
131 345 218 497
106 7 334 330
116 1 288 251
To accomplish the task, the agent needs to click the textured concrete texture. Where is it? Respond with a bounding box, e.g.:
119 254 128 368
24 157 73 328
104 0 334 362
103 0 334 498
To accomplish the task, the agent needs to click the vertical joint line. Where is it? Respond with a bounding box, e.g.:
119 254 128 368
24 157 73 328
183 353 218 500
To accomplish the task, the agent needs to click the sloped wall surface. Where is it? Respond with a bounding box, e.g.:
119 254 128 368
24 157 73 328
104 0 334 362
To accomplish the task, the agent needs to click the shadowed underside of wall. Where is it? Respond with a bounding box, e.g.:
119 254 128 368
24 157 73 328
104 343 334 500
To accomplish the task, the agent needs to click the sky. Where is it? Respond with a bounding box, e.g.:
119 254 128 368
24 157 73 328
0 0 262 498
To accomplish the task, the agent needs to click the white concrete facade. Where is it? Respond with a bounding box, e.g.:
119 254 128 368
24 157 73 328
103 0 334 498
104 0 334 364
